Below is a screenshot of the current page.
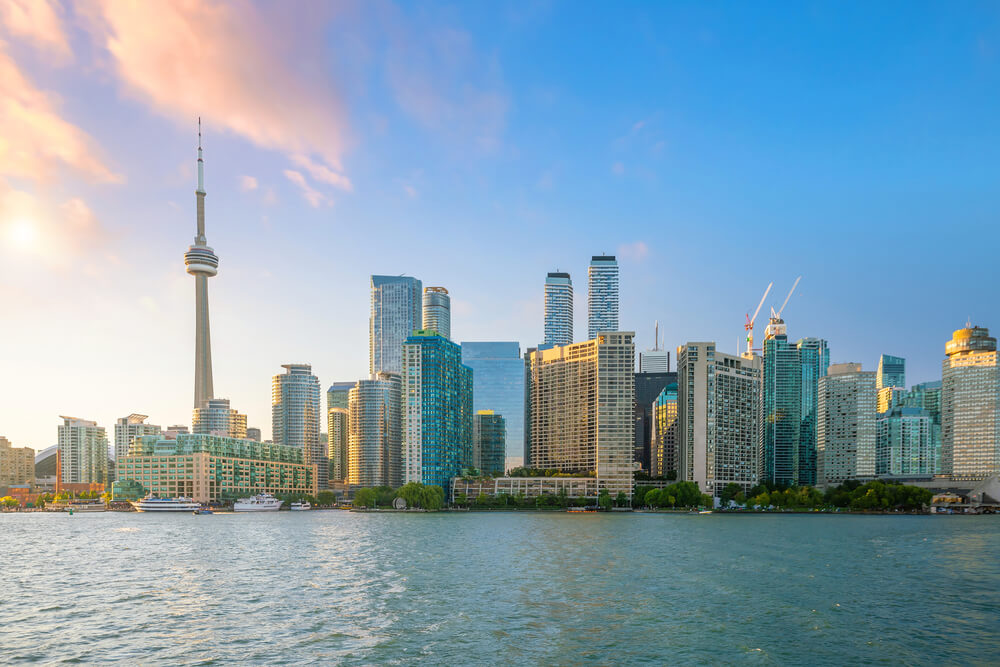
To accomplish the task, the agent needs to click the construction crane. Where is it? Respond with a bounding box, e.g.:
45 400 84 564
771 276 801 320
744 282 773 358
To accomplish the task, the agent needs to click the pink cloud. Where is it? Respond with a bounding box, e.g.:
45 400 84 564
283 169 327 208
290 154 353 192
87 0 350 176
0 0 71 61
240 175 258 192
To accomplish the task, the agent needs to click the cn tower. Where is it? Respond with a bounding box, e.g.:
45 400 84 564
184 119 219 408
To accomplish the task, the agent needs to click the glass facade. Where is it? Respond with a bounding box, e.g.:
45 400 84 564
348 374 401 488
370 275 422 376
403 332 474 495
326 382 354 483
876 407 939 476
461 342 525 463
797 338 830 486
652 382 678 478
760 330 802 486
877 354 906 390
587 255 619 340
272 364 325 488
544 272 573 346
473 411 506 476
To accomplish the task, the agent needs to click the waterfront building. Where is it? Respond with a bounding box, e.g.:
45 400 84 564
58 416 109 485
461 342 525 466
163 425 190 439
402 331 474 495
941 325 999 480
817 363 877 486
370 275 422 375
473 411 506 476
118 433 316 503
272 364 325 489
184 122 220 410
543 272 573 346
113 415 161 470
0 437 34 486
327 382 354 483
450 475 599 502
587 256 619 340
760 317 801 486
651 383 679 478
348 373 402 488
797 337 830 486
192 398 247 439
422 287 451 339
677 343 761 496
877 354 906 391
246 427 261 442
877 407 939 476
634 372 674 472
528 332 635 497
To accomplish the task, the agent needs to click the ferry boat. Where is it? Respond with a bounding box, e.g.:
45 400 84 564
290 501 311 511
131 495 201 512
233 493 283 512
50 499 107 512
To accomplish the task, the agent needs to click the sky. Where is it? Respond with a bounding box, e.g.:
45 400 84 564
1 0 998 450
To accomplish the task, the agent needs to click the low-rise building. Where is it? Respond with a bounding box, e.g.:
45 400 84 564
118 433 317 503
451 475 600 502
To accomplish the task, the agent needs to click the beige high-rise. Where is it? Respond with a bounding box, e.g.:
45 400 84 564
942 325 999 480
0 437 35 486
527 332 634 497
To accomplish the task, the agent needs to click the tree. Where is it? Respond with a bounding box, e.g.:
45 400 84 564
316 490 335 506
719 483 742 506
614 492 627 508
353 488 378 508
1 496 20 508
598 490 612 510
454 492 468 507
476 492 490 507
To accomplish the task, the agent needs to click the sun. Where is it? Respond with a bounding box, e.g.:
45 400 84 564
4 218 39 251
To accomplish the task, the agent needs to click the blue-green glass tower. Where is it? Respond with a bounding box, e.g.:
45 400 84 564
760 319 801 486
402 331 474 495
797 338 830 486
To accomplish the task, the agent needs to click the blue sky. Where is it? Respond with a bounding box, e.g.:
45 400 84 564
1 1 997 448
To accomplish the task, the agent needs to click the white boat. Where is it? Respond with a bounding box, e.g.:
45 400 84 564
131 495 201 512
51 499 107 512
290 501 311 511
233 493 283 512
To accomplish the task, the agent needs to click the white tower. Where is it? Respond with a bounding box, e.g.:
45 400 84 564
184 119 219 409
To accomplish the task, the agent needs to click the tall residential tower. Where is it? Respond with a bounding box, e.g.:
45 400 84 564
543 272 573 346
941 325 999 480
422 287 451 339
370 275 423 375
587 255 619 340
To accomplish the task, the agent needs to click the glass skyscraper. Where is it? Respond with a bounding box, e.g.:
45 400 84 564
272 364 324 488
422 286 451 339
544 272 573 346
327 382 355 483
760 321 802 486
797 337 830 486
370 275 422 375
402 331 474 495
652 382 679 478
473 411 506 476
587 255 619 340
877 354 906 390
461 341 525 465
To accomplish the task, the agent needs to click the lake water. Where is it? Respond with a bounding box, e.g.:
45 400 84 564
2 511 998 665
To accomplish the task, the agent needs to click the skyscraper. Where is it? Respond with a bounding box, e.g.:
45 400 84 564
760 316 801 486
797 337 830 486
370 275 422 376
272 364 325 488
192 398 247 439
587 255 619 340
877 354 906 390
402 331 474 495
58 416 109 485
114 414 161 466
347 373 401 488
528 332 635 497
817 363 876 486
327 382 354 483
651 382 679 478
543 272 573 346
639 321 670 373
246 427 262 442
634 371 675 472
677 343 761 495
473 411 506 476
876 407 939 476
460 342 525 467
422 286 451 339
183 121 219 410
941 325 999 480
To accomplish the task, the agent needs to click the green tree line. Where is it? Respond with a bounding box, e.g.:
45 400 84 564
353 482 445 510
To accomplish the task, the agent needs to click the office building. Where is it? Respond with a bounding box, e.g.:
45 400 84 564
817 363 877 486
877 407 939 476
402 331 474 495
58 416 109 485
677 343 761 496
543 272 573 346
114 415 161 467
461 342 525 466
473 410 506 476
760 317 802 486
272 364 325 488
370 275 422 375
634 371 674 472
192 398 247 439
348 373 401 488
877 354 906 391
587 255 619 340
184 123 219 410
0 437 34 486
651 383 679 478
639 322 670 373
118 433 316 503
797 337 830 486
941 325 999 480
422 287 451 339
246 427 261 442
528 332 635 497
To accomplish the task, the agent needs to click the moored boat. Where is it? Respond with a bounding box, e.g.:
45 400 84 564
233 493 283 512
192 508 214 515
131 495 201 512
290 501 311 511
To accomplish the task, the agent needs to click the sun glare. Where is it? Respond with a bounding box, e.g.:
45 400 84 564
5 218 39 251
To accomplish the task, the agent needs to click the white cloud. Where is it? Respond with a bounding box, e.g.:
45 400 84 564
283 169 327 208
290 154 352 192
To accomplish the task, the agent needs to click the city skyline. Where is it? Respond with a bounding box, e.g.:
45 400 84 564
2 2 999 449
